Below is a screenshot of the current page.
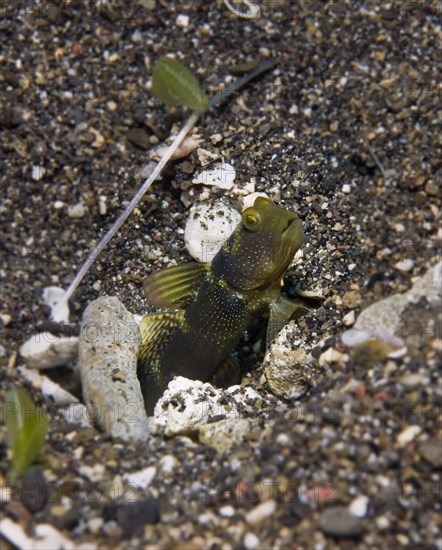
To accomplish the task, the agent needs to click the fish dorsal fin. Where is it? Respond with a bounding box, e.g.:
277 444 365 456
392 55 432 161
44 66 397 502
266 295 311 347
138 311 185 378
143 262 210 309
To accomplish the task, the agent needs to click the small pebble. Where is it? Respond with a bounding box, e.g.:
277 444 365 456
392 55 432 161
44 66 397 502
244 532 260 550
20 468 48 513
196 147 220 166
397 425 422 447
102 521 123 538
318 506 363 538
243 181 256 194
245 501 276 526
176 14 189 27
98 195 107 215
127 128 150 150
107 53 120 63
349 495 369 518
31 166 45 181
210 133 223 144
123 466 157 490
1 313 12 325
394 259 414 272
158 455 178 476
397 534 409 545
343 310 355 326
425 181 439 196
418 440 442 468
51 505 68 518
116 498 159 537
67 202 86 219
141 0 156 9
319 347 346 366
276 433 290 445
342 290 361 308
90 128 105 148
88 517 103 534
79 464 105 483
400 373 429 386
376 516 390 529
219 505 235 518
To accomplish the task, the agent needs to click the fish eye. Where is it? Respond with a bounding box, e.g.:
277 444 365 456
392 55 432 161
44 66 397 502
242 208 262 232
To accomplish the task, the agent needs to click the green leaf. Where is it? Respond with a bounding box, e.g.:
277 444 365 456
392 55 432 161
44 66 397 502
152 56 207 112
2 388 49 479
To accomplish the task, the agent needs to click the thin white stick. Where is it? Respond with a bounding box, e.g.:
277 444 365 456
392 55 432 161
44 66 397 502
61 110 200 305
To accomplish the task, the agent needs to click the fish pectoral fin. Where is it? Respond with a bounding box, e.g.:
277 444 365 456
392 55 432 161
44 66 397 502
138 310 186 415
210 356 241 388
267 295 311 347
138 310 185 377
143 262 210 309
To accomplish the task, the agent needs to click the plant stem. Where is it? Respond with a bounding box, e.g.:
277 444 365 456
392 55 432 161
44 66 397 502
61 111 200 305
207 59 277 109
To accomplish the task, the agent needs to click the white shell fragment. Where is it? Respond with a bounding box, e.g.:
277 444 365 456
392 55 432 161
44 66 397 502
152 377 261 451
394 259 414 272
197 147 220 166
78 296 149 442
123 466 157 490
397 425 422 447
67 202 86 219
184 200 241 262
152 377 229 435
263 323 317 399
199 417 252 453
19 332 78 369
43 286 70 323
16 367 91 428
245 502 276 526
0 519 92 550
349 495 369 518
192 160 236 189
149 136 202 161
18 366 79 406
176 14 189 27
31 165 45 181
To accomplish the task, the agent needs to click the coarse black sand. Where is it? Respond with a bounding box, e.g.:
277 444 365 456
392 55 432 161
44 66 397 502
1 1 441 548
